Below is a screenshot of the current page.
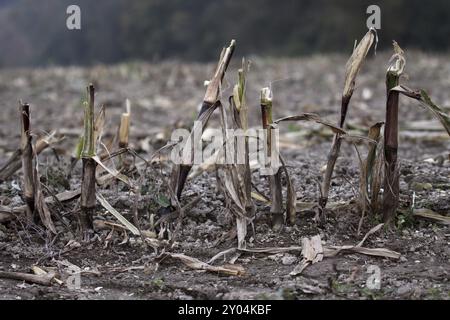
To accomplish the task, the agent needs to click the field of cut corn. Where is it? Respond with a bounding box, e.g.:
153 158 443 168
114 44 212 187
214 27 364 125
0 36 449 299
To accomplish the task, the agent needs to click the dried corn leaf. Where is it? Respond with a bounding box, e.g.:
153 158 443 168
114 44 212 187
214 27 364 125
324 223 400 259
0 271 55 286
239 246 302 254
365 122 384 187
32 266 63 285
413 208 450 225
356 223 384 247
164 253 245 276
290 235 323 276
33 160 56 234
0 150 21 182
251 191 270 203
339 134 377 145
391 86 450 136
273 113 346 135
279 155 296 225
343 28 377 99
324 246 401 259
96 193 140 236
92 155 132 188
208 246 305 265
94 104 106 145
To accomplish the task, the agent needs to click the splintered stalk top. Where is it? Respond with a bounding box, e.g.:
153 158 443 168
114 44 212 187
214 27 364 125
386 41 405 89
203 39 236 104
260 87 274 160
82 84 96 158
234 59 249 130
20 103 31 150
385 42 405 149
260 87 273 127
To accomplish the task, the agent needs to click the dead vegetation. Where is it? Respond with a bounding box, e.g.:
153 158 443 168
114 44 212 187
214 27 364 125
0 30 449 299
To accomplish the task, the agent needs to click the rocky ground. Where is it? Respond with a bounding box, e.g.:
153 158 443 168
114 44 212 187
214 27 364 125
0 51 449 299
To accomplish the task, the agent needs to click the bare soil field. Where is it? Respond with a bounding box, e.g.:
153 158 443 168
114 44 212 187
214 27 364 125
0 52 449 299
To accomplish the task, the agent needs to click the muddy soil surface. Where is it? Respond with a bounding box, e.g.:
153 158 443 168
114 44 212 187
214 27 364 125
0 52 449 299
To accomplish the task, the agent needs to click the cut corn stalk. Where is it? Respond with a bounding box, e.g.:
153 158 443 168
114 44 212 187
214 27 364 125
119 99 131 148
80 84 97 234
383 41 405 225
260 87 283 230
18 104 57 232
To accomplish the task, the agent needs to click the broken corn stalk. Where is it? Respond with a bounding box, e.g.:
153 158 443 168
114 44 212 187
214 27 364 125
170 40 236 201
320 28 376 208
80 84 97 234
20 103 35 222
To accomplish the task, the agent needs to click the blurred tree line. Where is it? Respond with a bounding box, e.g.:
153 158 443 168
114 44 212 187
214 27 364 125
0 0 449 66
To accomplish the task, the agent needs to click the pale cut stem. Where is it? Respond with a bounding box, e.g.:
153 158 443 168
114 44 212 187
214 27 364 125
82 84 95 158
119 113 130 148
261 87 283 230
80 84 97 235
